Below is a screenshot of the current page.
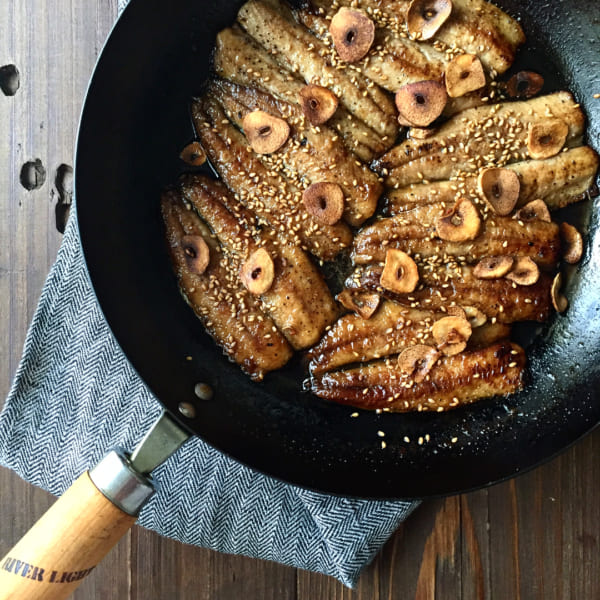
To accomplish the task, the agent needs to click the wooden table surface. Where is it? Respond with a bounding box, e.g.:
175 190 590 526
1 2 598 598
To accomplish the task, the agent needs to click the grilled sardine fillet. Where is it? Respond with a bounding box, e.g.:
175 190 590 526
192 97 352 261
180 175 338 350
346 264 553 323
161 190 292 380
213 27 385 161
306 301 510 376
385 146 600 215
295 6 448 85
294 5 490 117
374 92 585 187
209 79 382 225
310 341 526 412
433 0 525 73
306 0 524 74
352 204 561 267
237 0 398 141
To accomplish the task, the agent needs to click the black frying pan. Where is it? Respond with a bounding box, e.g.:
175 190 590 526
75 0 600 499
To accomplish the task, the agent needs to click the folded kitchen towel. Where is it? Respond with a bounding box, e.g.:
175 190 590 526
0 1 419 588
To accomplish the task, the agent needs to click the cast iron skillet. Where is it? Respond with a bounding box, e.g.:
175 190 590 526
75 0 600 499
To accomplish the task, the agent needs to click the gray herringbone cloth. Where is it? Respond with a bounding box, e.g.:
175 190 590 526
0 1 418 587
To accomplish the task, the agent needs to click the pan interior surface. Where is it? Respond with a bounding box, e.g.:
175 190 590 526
75 0 600 499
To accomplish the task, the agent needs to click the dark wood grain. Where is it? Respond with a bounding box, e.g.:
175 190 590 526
0 1 599 599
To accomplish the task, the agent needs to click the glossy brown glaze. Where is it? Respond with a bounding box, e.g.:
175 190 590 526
161 189 293 380
180 175 339 350
385 146 599 214
307 303 434 376
295 1 491 118
346 264 553 323
237 0 398 140
213 26 385 161
352 204 561 267
209 79 382 225
192 97 353 261
373 93 585 187
297 3 447 86
306 0 524 74
310 341 526 412
306 301 511 376
167 0 595 415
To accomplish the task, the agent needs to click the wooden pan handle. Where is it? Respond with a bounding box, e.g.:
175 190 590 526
0 452 154 600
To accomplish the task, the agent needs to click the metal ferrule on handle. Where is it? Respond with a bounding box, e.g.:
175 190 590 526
89 450 154 516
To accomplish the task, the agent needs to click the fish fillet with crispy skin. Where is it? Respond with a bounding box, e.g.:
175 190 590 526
345 264 553 323
310 341 526 412
385 146 600 215
180 175 339 349
161 189 293 381
307 303 435 376
192 96 353 261
294 3 491 117
295 5 448 85
373 92 585 187
351 204 561 267
306 0 525 75
237 0 398 141
209 79 382 225
213 27 386 161
306 301 511 376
